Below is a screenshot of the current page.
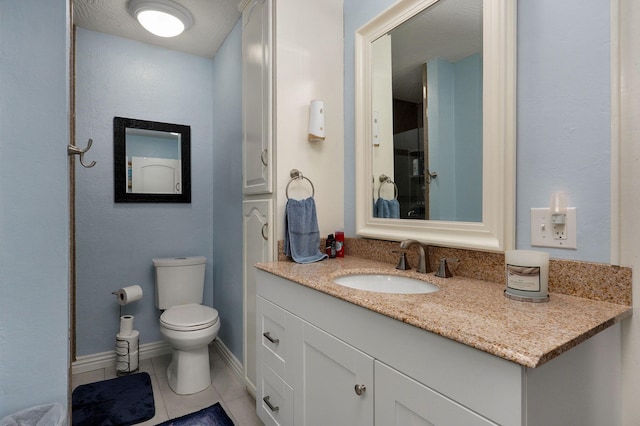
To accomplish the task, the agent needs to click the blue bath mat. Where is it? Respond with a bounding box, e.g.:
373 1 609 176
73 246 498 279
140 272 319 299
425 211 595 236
157 403 234 426
71 372 155 426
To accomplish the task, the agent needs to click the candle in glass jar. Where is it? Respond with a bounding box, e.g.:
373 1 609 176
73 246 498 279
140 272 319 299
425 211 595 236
504 250 549 302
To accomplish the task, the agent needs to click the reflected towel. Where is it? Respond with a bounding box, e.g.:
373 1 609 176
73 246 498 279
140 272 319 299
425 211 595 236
388 199 400 219
284 197 327 264
374 198 389 218
374 198 400 219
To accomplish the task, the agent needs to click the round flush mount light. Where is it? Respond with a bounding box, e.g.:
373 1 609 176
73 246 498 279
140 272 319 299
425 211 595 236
128 0 194 38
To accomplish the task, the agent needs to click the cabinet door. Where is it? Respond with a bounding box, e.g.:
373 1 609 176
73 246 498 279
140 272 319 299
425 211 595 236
243 199 273 392
375 361 496 426
242 0 272 194
295 322 374 426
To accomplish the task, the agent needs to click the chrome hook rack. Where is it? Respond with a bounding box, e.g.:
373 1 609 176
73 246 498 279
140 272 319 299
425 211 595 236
68 138 96 168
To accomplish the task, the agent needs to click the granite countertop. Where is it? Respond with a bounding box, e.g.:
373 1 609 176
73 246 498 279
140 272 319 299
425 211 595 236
256 256 632 368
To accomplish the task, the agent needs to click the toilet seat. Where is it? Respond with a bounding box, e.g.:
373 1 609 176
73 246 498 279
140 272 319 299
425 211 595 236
161 303 219 332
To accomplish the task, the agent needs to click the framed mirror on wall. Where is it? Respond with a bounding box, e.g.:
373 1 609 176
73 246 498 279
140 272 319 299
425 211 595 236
355 0 516 252
113 117 191 203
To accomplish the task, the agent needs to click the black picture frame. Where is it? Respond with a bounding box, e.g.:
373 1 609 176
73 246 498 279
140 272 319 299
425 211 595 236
113 117 191 203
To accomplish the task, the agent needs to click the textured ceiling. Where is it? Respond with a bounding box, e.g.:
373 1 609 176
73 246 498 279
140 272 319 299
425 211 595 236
74 0 241 58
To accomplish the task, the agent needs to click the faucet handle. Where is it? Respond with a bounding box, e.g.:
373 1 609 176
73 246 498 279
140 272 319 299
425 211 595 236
392 250 411 271
435 258 453 278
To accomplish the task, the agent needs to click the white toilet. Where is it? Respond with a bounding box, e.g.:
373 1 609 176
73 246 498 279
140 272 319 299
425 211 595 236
153 256 220 395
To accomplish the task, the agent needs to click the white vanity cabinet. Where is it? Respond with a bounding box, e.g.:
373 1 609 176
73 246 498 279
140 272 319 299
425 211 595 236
257 296 373 426
241 0 273 195
256 269 623 426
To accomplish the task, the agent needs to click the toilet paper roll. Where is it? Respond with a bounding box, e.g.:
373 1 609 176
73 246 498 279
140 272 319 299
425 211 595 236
116 330 140 373
127 350 139 371
116 350 139 373
114 285 143 306
116 330 140 353
119 315 134 336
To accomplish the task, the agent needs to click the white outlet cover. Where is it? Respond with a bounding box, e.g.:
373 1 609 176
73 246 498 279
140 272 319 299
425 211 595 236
530 207 577 249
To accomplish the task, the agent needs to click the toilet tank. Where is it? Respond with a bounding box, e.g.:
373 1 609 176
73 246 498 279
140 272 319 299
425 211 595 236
153 256 207 309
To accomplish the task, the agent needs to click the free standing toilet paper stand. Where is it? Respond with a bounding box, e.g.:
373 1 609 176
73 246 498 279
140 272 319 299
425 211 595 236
112 285 143 376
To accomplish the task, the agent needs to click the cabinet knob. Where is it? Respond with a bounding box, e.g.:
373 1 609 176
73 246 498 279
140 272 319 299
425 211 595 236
263 331 279 344
354 384 367 396
263 395 279 412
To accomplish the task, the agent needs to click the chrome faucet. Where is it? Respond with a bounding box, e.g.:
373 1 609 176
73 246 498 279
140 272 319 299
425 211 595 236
399 240 430 273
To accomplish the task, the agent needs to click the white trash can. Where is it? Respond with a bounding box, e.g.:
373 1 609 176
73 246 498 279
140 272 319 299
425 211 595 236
0 403 65 426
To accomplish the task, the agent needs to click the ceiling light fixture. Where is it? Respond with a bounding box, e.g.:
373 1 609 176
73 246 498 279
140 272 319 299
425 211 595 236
127 0 194 38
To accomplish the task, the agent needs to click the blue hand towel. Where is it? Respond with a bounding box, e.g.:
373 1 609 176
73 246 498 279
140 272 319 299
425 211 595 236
374 198 389 218
284 197 327 264
374 198 400 218
388 199 400 219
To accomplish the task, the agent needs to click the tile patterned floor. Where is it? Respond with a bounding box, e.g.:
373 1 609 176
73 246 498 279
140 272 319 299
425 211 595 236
71 347 263 425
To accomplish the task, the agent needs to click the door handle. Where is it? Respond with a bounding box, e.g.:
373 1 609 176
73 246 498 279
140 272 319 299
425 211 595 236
263 331 279 344
263 395 279 412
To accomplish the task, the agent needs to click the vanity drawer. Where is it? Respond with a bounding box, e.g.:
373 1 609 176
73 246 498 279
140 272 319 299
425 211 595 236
259 363 294 426
258 296 299 381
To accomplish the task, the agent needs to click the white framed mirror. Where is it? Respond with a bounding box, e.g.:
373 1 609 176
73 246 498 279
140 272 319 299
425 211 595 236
355 0 516 251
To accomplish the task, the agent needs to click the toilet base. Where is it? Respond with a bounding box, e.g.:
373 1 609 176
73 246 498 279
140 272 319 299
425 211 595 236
167 345 211 395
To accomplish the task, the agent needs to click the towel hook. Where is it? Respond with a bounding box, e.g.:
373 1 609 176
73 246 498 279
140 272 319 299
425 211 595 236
286 169 315 200
68 138 96 168
378 174 398 200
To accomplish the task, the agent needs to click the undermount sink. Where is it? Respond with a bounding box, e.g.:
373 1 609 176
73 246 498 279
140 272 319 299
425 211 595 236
333 274 439 294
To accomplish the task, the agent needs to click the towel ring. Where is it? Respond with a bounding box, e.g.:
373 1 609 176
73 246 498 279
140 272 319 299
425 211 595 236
378 174 398 200
286 169 315 200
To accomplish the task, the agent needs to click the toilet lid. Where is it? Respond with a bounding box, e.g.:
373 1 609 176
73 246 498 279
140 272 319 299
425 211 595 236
161 304 219 332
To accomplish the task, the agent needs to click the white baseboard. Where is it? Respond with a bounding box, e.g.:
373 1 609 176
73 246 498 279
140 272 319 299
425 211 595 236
212 339 243 379
212 338 256 397
71 337 248 387
72 341 171 375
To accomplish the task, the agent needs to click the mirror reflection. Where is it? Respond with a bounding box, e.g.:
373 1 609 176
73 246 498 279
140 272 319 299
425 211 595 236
114 117 191 203
371 0 482 221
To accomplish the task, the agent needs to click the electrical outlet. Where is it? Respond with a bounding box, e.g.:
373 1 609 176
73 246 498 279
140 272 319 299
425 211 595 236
530 207 577 249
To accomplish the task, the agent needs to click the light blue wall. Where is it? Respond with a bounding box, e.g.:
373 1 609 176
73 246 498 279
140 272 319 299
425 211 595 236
428 58 456 220
428 54 482 222
344 0 612 263
516 0 610 262
75 29 215 356
127 134 181 160
453 54 482 222
211 20 244 360
0 0 70 417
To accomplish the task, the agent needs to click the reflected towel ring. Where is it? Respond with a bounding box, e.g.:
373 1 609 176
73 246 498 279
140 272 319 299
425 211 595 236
286 169 315 200
378 174 398 200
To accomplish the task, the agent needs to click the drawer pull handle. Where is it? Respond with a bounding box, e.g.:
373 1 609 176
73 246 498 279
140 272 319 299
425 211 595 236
354 384 367 396
263 395 279 412
263 331 279 344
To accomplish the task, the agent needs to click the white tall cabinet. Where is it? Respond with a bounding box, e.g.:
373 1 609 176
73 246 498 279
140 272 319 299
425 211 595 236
240 0 345 397
240 0 275 394
241 0 272 195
